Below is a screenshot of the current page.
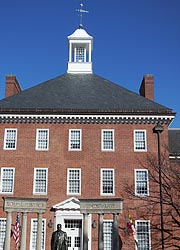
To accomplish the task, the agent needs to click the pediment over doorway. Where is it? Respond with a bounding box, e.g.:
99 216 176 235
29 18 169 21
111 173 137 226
52 197 80 211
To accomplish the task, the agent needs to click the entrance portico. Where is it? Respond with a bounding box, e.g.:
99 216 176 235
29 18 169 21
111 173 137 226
52 197 92 250
53 197 123 250
80 198 123 250
3 197 47 250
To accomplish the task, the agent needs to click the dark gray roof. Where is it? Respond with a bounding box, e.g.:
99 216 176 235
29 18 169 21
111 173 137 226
0 73 173 114
169 129 180 156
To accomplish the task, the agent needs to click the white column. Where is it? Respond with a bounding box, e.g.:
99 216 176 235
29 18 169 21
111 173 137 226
69 42 72 62
36 213 43 250
98 214 104 250
83 214 88 250
84 48 87 62
89 43 92 62
4 211 12 250
74 47 77 62
113 213 119 250
20 212 27 250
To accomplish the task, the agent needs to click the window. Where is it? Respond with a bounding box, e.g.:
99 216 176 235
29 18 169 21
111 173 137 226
102 130 114 151
33 168 48 195
4 129 17 150
76 47 85 62
103 221 113 250
36 129 49 150
134 130 147 151
101 169 115 195
0 168 15 193
67 169 81 195
136 220 151 250
0 219 6 250
69 129 82 151
135 169 149 196
30 219 46 250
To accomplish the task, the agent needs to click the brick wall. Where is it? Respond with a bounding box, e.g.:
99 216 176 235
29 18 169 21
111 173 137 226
0 121 169 249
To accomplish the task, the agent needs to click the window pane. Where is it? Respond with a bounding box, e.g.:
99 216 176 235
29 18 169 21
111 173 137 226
103 221 113 250
4 129 17 149
34 169 47 194
136 170 148 195
135 131 146 151
136 221 150 250
68 169 80 194
70 130 81 150
0 219 6 250
31 220 45 250
102 170 114 194
102 130 114 150
37 130 48 150
76 47 85 62
1 168 14 193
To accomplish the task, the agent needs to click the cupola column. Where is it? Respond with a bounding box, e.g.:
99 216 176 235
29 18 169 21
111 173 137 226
69 42 72 62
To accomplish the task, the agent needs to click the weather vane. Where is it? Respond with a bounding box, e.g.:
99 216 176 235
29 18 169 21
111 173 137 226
76 3 89 28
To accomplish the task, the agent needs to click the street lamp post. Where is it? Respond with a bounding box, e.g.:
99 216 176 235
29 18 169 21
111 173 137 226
153 123 164 250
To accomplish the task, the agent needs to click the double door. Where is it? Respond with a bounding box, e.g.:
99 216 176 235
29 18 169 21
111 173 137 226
64 219 82 250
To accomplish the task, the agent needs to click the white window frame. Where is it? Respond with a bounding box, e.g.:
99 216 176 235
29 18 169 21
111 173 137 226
101 129 115 152
67 168 81 195
76 47 85 62
36 129 49 151
0 218 6 250
3 128 17 150
101 169 115 196
135 169 149 196
33 168 48 195
0 168 15 194
103 220 113 250
30 218 46 250
135 220 151 250
134 130 147 152
68 129 82 151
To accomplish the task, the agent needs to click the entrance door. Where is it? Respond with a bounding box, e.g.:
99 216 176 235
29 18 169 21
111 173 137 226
64 219 82 250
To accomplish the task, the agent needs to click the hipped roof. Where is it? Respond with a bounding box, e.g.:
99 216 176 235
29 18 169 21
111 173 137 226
0 73 173 115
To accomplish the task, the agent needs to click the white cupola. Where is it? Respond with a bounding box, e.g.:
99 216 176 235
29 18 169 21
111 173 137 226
67 28 93 74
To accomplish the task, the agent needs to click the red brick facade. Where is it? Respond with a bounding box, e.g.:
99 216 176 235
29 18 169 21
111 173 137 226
0 118 172 249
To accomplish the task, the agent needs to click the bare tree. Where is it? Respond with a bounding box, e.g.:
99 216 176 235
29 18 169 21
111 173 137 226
123 149 180 250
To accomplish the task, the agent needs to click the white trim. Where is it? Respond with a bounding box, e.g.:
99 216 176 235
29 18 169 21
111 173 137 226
134 169 149 196
55 211 92 250
35 129 49 151
169 156 180 159
68 129 82 151
33 168 48 195
3 128 17 150
100 168 115 196
0 113 175 125
67 168 81 196
30 218 46 250
134 130 147 152
101 129 115 152
0 167 15 194
135 220 151 250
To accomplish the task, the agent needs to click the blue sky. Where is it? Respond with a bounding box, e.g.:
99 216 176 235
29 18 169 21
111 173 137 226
0 0 179 127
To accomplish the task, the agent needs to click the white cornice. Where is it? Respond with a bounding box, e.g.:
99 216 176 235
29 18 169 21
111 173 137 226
0 113 175 125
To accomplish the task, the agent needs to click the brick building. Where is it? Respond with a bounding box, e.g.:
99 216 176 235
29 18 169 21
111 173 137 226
0 25 177 250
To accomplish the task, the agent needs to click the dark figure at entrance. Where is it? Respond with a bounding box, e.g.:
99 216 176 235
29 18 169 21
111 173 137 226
51 224 68 250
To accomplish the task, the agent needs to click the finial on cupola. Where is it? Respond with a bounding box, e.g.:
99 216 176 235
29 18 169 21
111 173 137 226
76 3 89 29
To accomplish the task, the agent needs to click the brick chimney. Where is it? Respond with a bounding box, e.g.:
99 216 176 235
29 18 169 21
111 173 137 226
5 75 22 98
139 74 154 101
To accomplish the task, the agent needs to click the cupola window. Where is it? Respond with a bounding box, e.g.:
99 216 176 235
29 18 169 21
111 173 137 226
76 47 85 62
